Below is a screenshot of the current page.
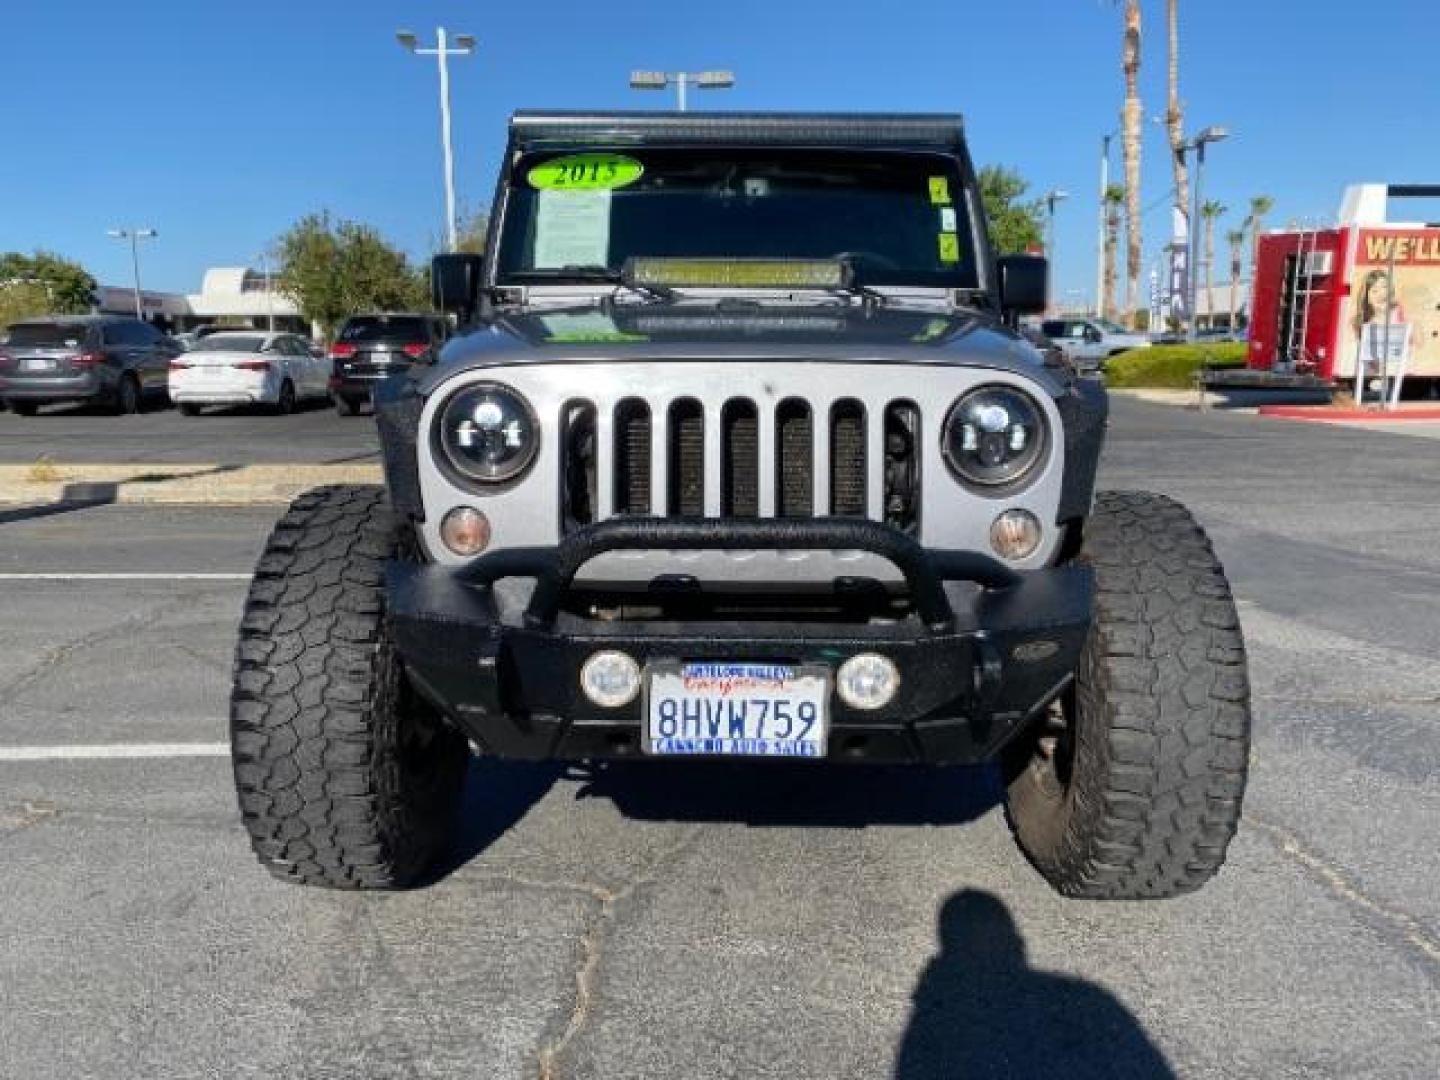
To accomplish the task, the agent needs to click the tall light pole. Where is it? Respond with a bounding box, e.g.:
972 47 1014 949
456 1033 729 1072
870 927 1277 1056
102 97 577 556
106 227 157 319
1043 189 1069 316
1096 130 1118 317
397 27 476 252
629 70 735 111
1182 125 1229 341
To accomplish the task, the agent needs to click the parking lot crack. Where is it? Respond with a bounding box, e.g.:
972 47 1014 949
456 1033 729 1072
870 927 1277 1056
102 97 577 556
0 598 185 700
534 827 704 1080
1248 814 1440 972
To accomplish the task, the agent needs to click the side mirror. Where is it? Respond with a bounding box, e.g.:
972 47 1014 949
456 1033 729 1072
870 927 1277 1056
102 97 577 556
431 253 484 319
997 254 1048 317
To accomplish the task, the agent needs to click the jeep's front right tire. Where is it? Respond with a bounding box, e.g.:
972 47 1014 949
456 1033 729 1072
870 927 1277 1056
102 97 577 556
230 484 468 889
1004 491 1251 899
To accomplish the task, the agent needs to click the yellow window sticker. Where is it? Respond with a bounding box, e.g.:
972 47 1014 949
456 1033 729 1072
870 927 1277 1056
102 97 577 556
938 233 960 263
529 154 644 192
928 176 952 205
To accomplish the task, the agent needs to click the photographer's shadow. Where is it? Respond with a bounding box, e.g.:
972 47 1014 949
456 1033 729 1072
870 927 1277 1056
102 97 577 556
896 890 1176 1080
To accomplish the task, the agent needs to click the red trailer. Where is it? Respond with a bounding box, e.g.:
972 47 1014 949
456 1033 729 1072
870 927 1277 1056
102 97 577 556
1246 184 1440 388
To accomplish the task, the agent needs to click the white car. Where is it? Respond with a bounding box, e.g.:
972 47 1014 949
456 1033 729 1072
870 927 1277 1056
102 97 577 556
168 331 329 415
1039 317 1151 374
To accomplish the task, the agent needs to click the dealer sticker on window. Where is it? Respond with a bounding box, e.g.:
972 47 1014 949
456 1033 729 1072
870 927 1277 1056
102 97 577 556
645 662 830 758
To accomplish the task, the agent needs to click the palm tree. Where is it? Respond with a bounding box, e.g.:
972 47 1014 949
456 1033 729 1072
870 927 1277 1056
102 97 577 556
1200 200 1226 329
1247 195 1275 269
1165 1 1190 251
1226 228 1246 331
1121 1 1144 327
1103 184 1125 321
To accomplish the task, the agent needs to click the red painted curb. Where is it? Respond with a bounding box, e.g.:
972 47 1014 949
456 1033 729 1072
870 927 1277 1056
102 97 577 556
1258 406 1440 421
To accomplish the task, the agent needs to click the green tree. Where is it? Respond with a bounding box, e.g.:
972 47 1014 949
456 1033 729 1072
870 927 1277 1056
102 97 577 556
0 250 98 321
454 207 489 255
979 166 1044 255
1102 184 1126 321
1200 200 1226 329
275 212 428 339
1226 228 1247 330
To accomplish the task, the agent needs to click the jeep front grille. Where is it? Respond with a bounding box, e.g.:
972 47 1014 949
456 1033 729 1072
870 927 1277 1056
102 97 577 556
563 394 921 535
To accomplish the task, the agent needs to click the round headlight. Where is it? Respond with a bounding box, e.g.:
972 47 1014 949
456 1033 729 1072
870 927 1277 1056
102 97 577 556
942 385 1047 489
437 383 539 484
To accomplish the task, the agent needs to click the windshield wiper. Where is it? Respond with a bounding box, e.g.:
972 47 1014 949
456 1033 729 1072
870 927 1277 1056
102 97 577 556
509 265 621 282
512 265 672 302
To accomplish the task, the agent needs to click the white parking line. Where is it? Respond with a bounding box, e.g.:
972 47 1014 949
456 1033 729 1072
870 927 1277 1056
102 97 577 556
0 743 230 762
0 573 252 581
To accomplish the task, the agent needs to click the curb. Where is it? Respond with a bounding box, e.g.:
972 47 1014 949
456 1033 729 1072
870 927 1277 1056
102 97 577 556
0 464 384 507
1258 405 1440 422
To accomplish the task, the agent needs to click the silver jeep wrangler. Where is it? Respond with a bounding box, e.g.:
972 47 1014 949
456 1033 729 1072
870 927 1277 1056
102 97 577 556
230 112 1250 899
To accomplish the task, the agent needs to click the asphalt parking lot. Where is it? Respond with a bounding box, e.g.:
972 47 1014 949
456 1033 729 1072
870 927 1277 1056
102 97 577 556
1 397 1437 1079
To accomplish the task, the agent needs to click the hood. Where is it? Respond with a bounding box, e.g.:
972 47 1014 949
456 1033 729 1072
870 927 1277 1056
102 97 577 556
417 301 1066 397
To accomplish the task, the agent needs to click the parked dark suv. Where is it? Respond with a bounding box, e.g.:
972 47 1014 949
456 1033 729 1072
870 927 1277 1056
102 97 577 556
0 315 180 415
328 312 450 416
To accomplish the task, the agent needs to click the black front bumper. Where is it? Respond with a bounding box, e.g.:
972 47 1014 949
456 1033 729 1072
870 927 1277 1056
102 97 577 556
387 518 1092 765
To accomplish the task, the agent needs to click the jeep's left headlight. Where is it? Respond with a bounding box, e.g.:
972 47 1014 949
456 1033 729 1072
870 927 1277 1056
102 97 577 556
942 385 1047 490
437 383 539 484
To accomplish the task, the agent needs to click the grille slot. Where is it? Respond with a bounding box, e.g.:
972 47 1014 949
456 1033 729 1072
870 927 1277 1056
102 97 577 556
614 398 651 515
884 401 921 536
776 398 813 517
668 398 705 516
829 399 867 517
721 400 759 517
560 402 596 531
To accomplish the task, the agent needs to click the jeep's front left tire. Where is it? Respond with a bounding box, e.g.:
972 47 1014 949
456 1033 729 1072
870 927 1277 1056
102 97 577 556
230 484 468 889
1004 491 1251 899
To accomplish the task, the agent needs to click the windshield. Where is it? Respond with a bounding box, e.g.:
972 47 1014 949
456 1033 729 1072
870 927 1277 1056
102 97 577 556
5 322 91 348
191 334 265 353
496 148 979 289
340 316 430 342
1093 319 1130 334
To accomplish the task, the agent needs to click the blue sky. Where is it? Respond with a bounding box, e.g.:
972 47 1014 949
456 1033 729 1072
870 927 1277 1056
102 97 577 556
3 0 1438 304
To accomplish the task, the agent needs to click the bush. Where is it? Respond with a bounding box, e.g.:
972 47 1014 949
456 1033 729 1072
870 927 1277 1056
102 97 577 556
1105 343 1247 388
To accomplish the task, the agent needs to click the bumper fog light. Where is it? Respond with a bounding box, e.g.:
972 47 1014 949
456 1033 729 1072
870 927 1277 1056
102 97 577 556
836 653 900 711
990 509 1042 561
440 506 491 556
581 651 641 708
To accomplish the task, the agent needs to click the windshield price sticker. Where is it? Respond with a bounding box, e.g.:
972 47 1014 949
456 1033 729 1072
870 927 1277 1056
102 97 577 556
529 154 644 192
938 233 961 263
929 176 952 205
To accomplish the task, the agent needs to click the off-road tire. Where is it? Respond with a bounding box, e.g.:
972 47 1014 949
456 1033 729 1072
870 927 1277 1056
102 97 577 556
1004 491 1250 899
335 395 362 417
178 403 202 417
9 401 39 416
230 484 469 888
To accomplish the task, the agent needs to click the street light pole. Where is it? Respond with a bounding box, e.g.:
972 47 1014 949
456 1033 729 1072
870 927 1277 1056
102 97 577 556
397 27 476 252
1183 125 1230 342
630 70 735 111
1043 189 1069 316
106 227 157 319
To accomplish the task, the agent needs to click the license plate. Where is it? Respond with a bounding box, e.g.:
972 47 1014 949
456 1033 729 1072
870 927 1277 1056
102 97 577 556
21 357 55 372
644 662 829 758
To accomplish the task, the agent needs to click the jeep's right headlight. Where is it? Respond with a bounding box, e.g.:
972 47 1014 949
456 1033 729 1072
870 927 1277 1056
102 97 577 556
436 382 539 484
942 385 1047 490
